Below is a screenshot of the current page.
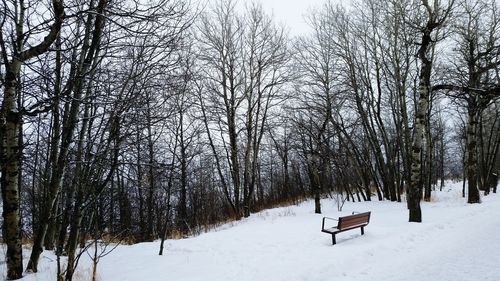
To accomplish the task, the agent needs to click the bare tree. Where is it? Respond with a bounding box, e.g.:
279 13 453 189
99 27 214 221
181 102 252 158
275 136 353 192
197 0 245 218
26 0 108 272
240 3 289 217
197 0 289 218
1 0 64 278
432 0 500 203
291 1 343 213
407 0 453 222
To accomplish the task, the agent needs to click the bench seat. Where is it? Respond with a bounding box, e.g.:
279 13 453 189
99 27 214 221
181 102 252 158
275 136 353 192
321 212 371 245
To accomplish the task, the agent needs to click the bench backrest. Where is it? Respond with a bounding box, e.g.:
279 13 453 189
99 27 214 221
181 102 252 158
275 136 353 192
338 212 371 230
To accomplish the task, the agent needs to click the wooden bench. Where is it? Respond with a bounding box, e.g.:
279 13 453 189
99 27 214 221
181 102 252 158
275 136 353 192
321 212 371 245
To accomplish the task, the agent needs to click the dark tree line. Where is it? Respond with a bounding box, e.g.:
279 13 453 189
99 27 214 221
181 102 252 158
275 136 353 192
1 0 499 280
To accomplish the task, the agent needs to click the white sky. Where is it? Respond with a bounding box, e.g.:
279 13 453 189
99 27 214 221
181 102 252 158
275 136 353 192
198 0 332 37
255 0 329 36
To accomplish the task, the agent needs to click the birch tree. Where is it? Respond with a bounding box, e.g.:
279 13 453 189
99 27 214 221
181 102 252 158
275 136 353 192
407 0 453 222
0 0 64 278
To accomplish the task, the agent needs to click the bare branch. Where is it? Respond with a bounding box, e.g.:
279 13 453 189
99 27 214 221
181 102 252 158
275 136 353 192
18 0 65 62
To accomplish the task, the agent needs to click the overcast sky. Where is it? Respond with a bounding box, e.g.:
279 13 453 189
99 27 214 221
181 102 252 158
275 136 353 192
198 0 330 37
256 0 327 36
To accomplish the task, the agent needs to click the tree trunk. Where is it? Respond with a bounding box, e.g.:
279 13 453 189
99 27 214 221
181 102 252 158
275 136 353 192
311 154 321 214
407 0 454 221
160 138 177 255
466 107 481 203
1 60 24 280
64 98 93 281
43 202 58 250
145 100 155 241
409 27 434 222
178 120 188 234
1 0 63 276
228 112 241 218
424 113 433 202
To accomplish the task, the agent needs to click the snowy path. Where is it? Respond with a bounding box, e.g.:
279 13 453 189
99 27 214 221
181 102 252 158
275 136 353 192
2 182 500 281
96 184 500 281
338 197 500 281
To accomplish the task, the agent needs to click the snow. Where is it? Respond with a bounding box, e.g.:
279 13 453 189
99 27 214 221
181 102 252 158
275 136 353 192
2 181 500 281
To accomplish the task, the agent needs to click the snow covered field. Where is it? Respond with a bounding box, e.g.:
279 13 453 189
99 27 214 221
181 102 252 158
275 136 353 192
2 181 500 281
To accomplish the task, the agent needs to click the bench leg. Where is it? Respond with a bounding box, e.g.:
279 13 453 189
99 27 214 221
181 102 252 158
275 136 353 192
361 227 364 235
331 234 336 245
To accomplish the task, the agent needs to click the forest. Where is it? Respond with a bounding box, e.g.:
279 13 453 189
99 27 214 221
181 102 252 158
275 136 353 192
1 0 499 280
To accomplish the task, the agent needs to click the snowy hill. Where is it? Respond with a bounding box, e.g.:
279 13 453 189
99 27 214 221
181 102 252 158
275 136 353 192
2 181 500 281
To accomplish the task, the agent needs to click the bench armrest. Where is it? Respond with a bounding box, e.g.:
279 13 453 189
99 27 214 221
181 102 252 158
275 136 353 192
322 217 338 230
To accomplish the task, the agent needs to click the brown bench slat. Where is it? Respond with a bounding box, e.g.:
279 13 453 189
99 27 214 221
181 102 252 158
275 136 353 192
339 221 368 230
322 212 370 245
339 215 370 229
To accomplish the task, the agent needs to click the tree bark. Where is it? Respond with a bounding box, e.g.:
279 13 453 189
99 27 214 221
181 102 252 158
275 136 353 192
424 110 434 202
409 25 433 222
408 0 452 222
466 106 481 203
1 0 64 277
1 60 24 280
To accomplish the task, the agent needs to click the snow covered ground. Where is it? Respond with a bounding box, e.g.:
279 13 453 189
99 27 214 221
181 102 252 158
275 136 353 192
2 181 500 281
